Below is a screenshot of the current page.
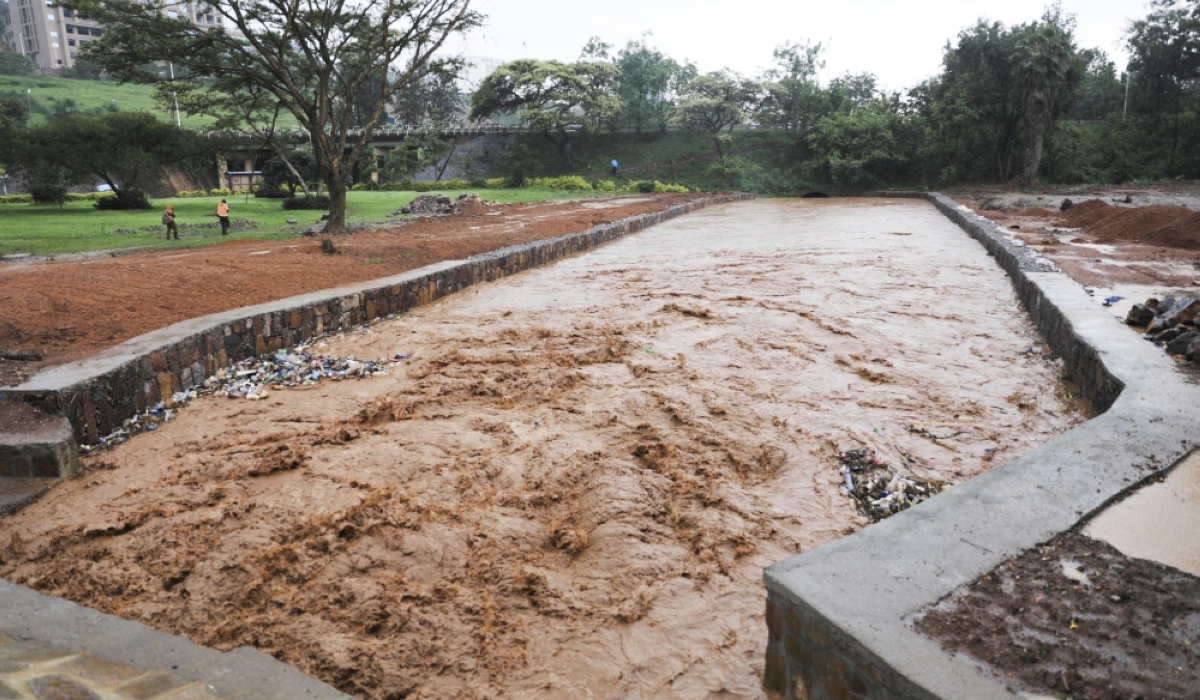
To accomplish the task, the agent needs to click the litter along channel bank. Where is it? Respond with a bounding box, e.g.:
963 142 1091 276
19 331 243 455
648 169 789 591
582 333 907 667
0 199 1084 700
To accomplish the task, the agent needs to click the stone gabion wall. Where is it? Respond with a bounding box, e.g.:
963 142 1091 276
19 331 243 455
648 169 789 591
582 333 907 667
764 596 933 700
18 195 751 445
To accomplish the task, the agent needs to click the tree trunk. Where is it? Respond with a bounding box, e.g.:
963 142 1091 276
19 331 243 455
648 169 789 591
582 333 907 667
276 150 312 197
1022 107 1048 185
323 177 348 234
435 139 459 181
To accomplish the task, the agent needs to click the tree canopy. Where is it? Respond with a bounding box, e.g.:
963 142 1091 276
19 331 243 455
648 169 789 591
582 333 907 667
671 71 761 161
6 111 207 207
64 0 481 232
470 59 621 166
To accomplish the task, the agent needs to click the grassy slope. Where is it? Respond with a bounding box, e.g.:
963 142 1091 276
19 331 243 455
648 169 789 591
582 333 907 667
0 189 607 257
512 130 795 191
0 75 209 127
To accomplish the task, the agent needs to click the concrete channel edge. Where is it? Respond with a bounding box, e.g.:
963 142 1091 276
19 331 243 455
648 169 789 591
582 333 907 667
761 192 1200 700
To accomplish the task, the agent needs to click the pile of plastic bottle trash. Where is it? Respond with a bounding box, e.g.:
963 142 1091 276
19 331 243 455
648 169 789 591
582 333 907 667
83 336 405 453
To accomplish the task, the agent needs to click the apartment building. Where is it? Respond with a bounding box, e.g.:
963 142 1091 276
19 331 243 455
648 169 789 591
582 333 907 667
2 1 232 72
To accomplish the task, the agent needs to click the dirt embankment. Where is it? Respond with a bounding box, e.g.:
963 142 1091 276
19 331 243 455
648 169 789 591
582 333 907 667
1056 200 1200 248
0 200 1083 700
0 194 697 380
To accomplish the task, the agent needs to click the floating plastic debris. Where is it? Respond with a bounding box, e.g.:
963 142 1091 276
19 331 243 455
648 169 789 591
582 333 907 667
82 336 390 453
837 449 945 522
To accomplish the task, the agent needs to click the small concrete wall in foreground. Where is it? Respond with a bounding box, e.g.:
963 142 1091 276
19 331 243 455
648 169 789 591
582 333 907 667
762 192 1200 700
6 195 749 446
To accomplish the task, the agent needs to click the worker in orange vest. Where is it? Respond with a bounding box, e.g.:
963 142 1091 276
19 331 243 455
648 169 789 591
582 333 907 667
216 199 230 236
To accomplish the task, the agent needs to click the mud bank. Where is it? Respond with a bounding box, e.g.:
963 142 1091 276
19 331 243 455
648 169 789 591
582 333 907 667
0 199 1082 700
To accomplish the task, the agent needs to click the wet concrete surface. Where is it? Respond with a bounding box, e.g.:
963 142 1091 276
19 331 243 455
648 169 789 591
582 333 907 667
0 199 1083 700
1086 451 1200 577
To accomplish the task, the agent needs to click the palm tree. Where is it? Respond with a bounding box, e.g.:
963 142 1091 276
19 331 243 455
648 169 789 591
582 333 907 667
1016 23 1078 185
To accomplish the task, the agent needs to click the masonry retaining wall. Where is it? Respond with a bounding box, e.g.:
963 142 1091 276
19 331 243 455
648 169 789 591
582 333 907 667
8 195 749 446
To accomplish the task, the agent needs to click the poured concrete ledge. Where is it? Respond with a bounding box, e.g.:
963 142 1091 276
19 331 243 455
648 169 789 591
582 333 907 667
4 194 749 445
0 579 352 699
762 192 1200 700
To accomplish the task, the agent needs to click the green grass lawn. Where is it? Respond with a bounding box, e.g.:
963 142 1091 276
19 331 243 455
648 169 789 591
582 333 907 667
0 189 613 257
0 75 213 127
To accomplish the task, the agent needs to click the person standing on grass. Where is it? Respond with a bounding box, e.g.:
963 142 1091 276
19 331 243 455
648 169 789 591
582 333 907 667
611 159 619 176
216 199 230 235
163 205 179 240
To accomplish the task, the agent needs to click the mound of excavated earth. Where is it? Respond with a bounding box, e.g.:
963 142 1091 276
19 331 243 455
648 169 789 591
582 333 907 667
0 199 1083 700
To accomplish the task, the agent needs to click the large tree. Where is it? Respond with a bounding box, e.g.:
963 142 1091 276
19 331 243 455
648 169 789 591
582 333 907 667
671 71 761 161
612 37 695 133
1016 19 1082 183
6 111 206 207
64 0 481 232
470 59 621 166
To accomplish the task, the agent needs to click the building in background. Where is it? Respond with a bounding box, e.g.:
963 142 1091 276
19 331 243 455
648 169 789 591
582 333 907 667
460 56 505 90
2 0 235 72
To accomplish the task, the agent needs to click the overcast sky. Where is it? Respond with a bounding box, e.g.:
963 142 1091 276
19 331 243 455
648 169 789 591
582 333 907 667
452 0 1142 91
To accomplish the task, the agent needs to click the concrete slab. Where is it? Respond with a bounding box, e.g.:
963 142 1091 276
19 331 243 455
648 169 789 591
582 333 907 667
1085 450 1200 577
0 577 351 700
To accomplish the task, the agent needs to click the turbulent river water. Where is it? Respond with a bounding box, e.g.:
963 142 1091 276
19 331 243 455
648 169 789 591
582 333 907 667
0 199 1083 700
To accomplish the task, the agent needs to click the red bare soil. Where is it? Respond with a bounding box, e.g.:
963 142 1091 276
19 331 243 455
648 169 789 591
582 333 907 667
1087 205 1194 243
1142 211 1200 249
1056 199 1200 250
0 195 699 373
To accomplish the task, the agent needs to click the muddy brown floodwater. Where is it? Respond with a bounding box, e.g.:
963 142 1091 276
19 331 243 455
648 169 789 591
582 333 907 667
0 199 1083 700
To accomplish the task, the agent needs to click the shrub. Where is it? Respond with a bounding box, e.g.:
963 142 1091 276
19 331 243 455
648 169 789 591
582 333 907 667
595 179 617 192
528 175 593 191
94 191 149 210
254 187 290 199
350 181 380 192
175 190 207 198
209 187 232 196
29 183 68 205
282 194 331 210
65 192 111 201
469 178 488 188
485 178 508 189
652 181 689 193
630 180 655 194
384 179 415 192
0 194 34 204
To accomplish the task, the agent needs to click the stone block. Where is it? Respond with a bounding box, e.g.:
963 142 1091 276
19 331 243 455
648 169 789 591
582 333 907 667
57 656 140 686
27 675 100 700
763 644 787 698
806 620 832 649
789 672 810 700
149 352 168 372
784 632 814 670
825 658 868 700
29 447 60 478
766 598 782 640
